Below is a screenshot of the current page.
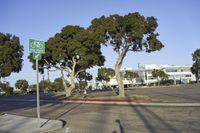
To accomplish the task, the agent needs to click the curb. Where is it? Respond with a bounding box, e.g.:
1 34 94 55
42 119 65 133
62 99 200 107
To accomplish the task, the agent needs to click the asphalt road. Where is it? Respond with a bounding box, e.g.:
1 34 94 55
126 84 200 103
0 100 200 133
88 84 200 103
1 84 200 103
0 84 200 132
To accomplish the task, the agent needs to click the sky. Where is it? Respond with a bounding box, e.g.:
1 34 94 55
0 0 200 86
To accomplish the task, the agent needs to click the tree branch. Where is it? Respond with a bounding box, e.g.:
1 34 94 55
75 70 85 77
43 59 61 70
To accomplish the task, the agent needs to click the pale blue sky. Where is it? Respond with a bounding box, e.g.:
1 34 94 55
0 0 200 86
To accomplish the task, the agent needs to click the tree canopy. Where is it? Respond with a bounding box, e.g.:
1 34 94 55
124 71 139 80
0 33 24 78
76 72 93 82
0 82 13 96
191 49 200 83
124 71 139 86
89 12 164 96
28 25 105 97
96 67 115 85
152 69 169 85
15 79 29 94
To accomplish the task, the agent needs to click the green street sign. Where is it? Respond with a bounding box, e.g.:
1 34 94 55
33 53 42 60
29 39 45 53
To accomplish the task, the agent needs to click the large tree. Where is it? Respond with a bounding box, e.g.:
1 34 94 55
28 26 105 97
89 12 164 96
191 49 200 83
0 33 24 79
15 79 29 94
124 71 139 86
96 67 115 86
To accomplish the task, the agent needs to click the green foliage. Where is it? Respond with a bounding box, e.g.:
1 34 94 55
77 80 88 90
96 67 115 83
89 12 164 53
15 80 29 94
77 72 92 82
191 49 200 83
0 82 13 96
28 25 105 74
28 84 36 93
124 71 139 80
39 80 50 91
47 77 69 92
76 72 92 90
192 49 200 61
89 12 164 96
0 33 24 78
50 77 65 92
152 69 169 80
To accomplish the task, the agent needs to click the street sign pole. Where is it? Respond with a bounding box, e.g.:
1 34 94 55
29 39 45 128
36 59 40 128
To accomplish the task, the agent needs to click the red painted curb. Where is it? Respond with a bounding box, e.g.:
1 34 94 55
64 99 152 103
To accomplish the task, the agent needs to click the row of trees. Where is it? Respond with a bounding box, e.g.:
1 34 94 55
1 12 199 97
27 12 164 97
0 76 91 96
96 67 169 87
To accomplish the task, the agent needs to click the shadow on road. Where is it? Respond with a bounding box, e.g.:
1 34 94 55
113 119 125 133
124 96 181 133
133 106 181 133
55 103 83 119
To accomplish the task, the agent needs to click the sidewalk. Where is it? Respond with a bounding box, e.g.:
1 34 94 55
0 114 64 133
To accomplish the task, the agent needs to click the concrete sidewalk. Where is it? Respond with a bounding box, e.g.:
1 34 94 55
0 114 64 133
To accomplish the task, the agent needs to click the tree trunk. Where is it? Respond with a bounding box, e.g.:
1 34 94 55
131 80 134 87
115 46 129 97
61 69 76 97
115 64 124 97
157 77 160 86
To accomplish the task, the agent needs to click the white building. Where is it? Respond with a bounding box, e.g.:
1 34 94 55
104 64 196 87
136 64 196 85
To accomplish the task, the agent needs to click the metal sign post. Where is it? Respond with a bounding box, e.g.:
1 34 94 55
36 59 40 128
29 39 45 128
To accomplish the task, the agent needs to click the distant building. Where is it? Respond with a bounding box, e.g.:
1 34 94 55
101 64 196 88
136 64 196 85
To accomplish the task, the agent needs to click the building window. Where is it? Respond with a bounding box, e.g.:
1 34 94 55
185 75 191 77
166 69 177 72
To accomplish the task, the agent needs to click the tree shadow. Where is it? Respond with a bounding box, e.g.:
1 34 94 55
113 119 125 133
131 105 181 133
124 95 181 133
55 103 83 119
